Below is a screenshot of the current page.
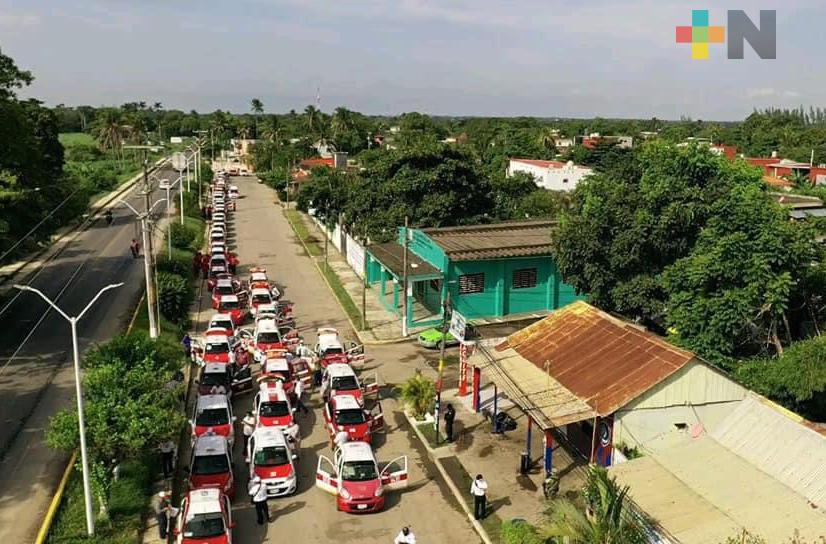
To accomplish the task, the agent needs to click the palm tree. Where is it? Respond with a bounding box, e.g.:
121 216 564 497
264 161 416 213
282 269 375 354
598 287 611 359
542 466 646 544
250 98 264 138
538 128 557 156
304 105 320 139
396 371 435 420
93 108 125 160
331 107 352 140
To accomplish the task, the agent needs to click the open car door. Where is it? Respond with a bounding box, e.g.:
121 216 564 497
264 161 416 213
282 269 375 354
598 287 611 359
346 343 366 367
368 401 385 433
231 366 253 393
289 357 312 389
315 455 338 495
362 372 380 399
379 456 409 491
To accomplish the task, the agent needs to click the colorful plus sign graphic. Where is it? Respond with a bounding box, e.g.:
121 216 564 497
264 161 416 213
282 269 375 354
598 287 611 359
676 10 725 59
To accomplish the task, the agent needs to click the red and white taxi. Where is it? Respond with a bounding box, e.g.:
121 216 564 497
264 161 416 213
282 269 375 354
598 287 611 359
248 288 273 318
244 319 286 363
188 434 235 498
216 295 245 325
191 394 235 446
197 329 236 366
320 363 379 406
173 488 235 544
247 427 298 497
323 394 384 445
207 314 235 336
315 441 408 513
197 363 253 398
253 380 299 444
207 261 228 290
314 327 364 368
211 278 239 310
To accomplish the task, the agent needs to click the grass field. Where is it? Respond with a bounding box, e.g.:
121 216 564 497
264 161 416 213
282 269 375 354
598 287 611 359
58 132 95 147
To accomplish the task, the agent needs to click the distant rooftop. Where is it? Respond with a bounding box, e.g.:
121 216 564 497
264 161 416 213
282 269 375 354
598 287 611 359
422 220 555 261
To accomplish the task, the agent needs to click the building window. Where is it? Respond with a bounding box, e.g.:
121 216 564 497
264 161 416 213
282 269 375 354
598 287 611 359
458 273 485 294
563 178 569 183
512 268 538 289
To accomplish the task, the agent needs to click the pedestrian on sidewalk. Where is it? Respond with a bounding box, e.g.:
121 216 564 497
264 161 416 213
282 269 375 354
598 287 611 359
200 254 210 280
444 403 456 442
129 239 139 258
159 440 176 479
242 411 255 458
192 251 202 277
248 475 270 525
294 378 309 414
394 526 416 544
470 474 488 520
181 333 192 360
153 490 171 539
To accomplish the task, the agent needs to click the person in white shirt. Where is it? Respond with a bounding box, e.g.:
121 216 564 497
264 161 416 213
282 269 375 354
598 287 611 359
394 526 416 544
294 379 308 414
333 429 349 450
242 411 256 458
248 475 270 525
158 440 176 479
470 474 488 520
209 383 227 395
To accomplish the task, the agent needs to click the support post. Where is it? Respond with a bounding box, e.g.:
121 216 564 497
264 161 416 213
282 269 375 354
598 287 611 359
472 366 481 413
492 384 498 432
458 342 469 397
71 317 95 536
361 252 367 330
526 416 533 458
142 160 159 339
544 429 554 474
401 217 409 337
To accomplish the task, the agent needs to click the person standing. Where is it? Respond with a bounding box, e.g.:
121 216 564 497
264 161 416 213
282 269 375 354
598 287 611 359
192 251 202 277
333 429 349 450
444 403 456 443
294 378 309 414
129 239 139 258
200 254 210 280
181 333 192 360
242 411 256 458
248 475 270 525
159 440 176 479
394 526 417 544
153 491 171 539
470 474 488 520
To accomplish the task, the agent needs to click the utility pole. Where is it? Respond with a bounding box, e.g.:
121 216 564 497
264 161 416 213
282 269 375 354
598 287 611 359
141 160 159 338
362 250 367 330
401 216 409 337
435 291 450 444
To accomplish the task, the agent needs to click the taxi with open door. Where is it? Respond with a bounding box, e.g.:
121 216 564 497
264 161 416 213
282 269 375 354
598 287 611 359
252 380 299 444
320 363 379 406
248 287 273 318
314 327 365 369
173 487 235 544
207 314 236 336
211 278 239 310
247 426 298 497
197 363 252 398
191 394 235 447
196 329 236 366
323 394 384 445
315 441 408 513
187 434 235 498
216 294 245 325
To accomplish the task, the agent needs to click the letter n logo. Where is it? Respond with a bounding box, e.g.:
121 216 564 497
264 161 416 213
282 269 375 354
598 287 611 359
727 10 776 59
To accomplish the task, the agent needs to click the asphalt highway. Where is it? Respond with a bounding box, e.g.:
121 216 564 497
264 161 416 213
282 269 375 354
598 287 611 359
0 162 185 542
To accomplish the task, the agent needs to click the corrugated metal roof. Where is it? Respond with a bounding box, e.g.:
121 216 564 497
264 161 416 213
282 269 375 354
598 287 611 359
366 241 441 278
712 394 826 510
421 220 555 261
496 301 695 416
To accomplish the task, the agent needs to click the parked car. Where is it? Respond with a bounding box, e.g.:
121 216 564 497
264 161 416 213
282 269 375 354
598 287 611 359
320 363 379 406
247 426 298 497
187 434 235 498
173 488 235 544
190 394 236 446
323 394 384 445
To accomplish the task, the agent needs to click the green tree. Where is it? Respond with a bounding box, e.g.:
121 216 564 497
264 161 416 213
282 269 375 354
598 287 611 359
0 46 33 100
250 98 264 138
396 372 435 420
542 466 646 544
92 108 125 159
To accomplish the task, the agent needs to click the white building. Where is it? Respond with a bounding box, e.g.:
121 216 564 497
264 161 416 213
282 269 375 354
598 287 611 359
507 158 593 192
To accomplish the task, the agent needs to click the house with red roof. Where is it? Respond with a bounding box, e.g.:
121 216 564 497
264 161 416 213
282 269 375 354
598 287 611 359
507 158 593 192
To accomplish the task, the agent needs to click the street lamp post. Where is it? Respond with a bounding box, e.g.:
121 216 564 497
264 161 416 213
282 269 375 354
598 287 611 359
14 282 123 537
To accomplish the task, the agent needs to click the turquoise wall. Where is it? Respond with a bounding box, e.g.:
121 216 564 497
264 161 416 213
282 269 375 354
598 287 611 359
400 227 449 271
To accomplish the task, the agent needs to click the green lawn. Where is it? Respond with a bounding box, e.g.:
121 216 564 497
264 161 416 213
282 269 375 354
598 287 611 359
440 456 504 542
285 209 322 256
58 132 95 147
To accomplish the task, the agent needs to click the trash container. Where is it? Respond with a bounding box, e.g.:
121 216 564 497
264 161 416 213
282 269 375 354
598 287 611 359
519 452 531 474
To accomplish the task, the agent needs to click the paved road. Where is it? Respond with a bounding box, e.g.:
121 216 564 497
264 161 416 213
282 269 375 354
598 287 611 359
0 162 187 542
198 177 480 543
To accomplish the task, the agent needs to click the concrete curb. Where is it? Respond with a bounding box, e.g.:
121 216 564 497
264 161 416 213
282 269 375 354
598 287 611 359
0 158 167 290
33 451 77 544
402 410 494 544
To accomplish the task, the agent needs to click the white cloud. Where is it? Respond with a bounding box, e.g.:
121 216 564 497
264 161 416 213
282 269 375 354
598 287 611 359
745 88 801 99
0 12 40 27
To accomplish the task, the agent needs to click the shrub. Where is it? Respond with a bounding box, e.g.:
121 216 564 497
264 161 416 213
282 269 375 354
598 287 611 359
501 520 545 544
157 250 193 278
170 222 196 250
156 272 191 323
397 372 435 420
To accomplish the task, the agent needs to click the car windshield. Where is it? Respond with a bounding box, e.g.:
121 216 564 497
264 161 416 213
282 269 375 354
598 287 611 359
257 332 281 343
205 342 228 354
335 409 365 425
254 446 289 466
331 376 358 391
211 320 232 331
196 408 229 426
192 454 229 475
259 401 289 417
184 513 225 538
341 460 378 482
220 300 239 310
201 372 228 387
323 346 344 355
252 294 271 304
215 285 234 295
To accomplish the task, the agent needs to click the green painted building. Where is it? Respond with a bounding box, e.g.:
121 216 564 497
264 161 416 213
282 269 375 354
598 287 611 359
365 220 583 329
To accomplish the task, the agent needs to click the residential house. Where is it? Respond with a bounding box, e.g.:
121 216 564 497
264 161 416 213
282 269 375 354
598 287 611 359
507 158 593 192
581 133 633 149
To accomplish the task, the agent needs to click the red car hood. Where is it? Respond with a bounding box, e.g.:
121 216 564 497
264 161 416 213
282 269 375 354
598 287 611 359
194 423 231 437
203 353 230 364
182 534 229 544
341 478 380 500
259 415 292 427
254 463 292 479
342 422 370 440
257 341 285 351
321 354 350 367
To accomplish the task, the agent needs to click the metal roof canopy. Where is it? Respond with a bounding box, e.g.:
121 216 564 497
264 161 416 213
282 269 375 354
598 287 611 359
366 241 441 279
421 220 555 261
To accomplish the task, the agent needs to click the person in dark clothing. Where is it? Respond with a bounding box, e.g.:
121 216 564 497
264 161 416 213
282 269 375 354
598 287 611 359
444 403 456 442
130 239 139 258
193 251 202 277
201 254 210 280
182 333 192 360
153 491 171 539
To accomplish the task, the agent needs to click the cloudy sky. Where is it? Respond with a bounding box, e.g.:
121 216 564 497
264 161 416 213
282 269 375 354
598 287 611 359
1 0 822 120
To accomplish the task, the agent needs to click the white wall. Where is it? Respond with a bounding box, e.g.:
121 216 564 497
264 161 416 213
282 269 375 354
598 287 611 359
508 160 593 192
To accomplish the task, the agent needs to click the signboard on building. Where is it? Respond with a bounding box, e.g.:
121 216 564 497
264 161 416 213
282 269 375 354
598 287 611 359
449 309 467 342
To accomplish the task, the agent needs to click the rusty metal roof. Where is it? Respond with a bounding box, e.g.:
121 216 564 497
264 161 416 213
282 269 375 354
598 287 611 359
366 241 441 279
495 300 695 417
421 220 555 261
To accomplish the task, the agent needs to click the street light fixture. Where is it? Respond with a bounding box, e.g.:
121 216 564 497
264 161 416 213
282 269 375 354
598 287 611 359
13 282 124 537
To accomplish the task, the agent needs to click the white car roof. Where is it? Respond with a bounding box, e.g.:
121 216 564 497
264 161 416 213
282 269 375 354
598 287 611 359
251 272 268 282
339 441 375 463
251 288 271 296
256 320 279 333
219 294 238 303
216 278 233 287
197 394 229 411
209 313 233 324
194 434 229 456
186 488 223 517
257 303 277 313
264 358 289 373
317 329 343 350
259 381 288 402
230 185 239 191
326 363 356 378
252 426 288 448
204 362 226 373
332 395 362 411
205 327 231 337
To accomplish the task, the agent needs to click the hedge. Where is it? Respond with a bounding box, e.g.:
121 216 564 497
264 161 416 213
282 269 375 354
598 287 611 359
501 520 546 544
156 272 191 323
